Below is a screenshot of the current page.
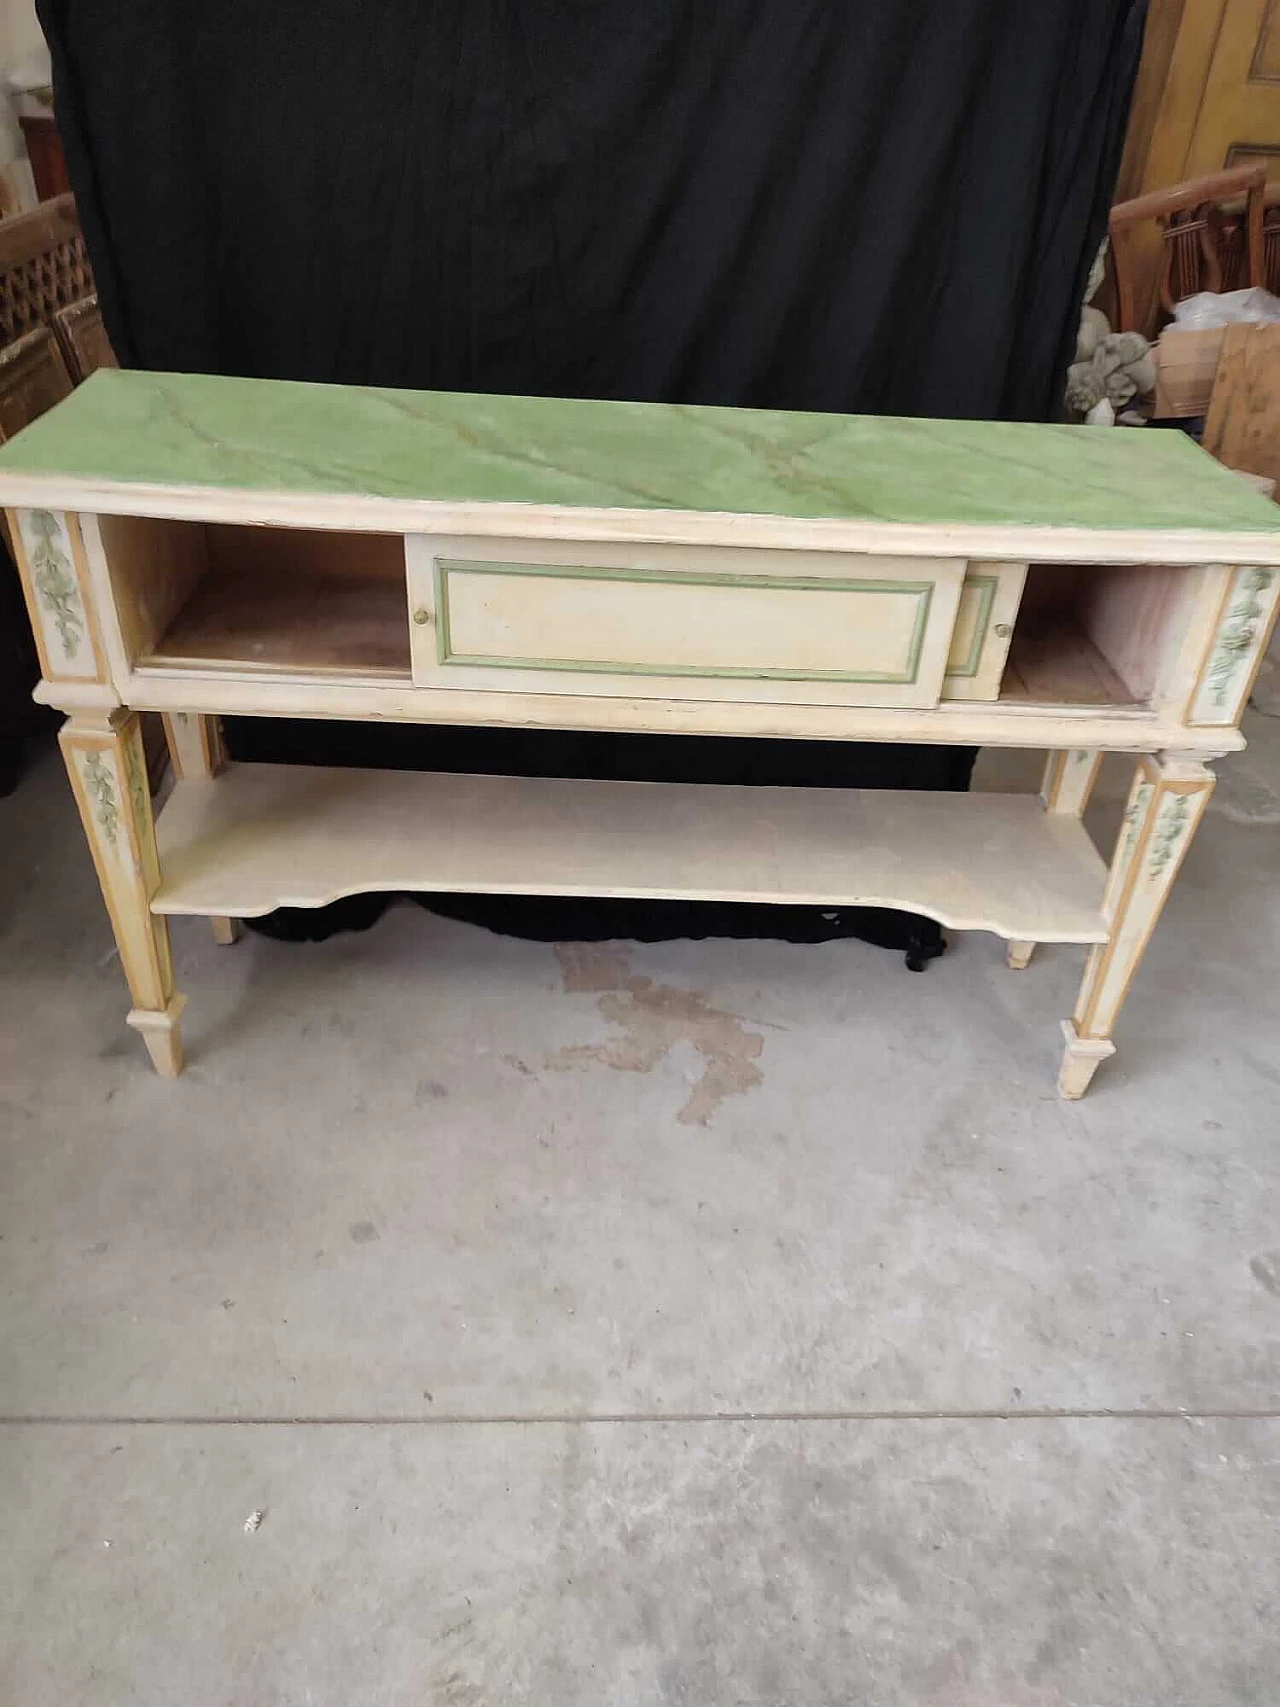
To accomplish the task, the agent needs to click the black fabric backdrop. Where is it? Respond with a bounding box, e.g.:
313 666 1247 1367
37 0 1145 951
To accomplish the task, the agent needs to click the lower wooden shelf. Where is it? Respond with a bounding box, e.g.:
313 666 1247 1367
151 764 1110 943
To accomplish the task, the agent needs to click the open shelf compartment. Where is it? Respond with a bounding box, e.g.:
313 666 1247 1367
998 562 1192 708
98 515 412 679
151 764 1110 944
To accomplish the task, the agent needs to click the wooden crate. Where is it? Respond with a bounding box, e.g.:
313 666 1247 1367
1151 326 1227 418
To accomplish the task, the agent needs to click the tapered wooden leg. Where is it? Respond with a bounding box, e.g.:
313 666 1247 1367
162 712 238 947
128 993 189 1075
1059 752 1215 1099
60 709 185 1076
1057 1022 1115 1099
1007 939 1035 970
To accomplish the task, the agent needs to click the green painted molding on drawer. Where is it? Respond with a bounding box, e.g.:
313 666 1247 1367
433 558 935 685
3 369 1280 536
944 574 998 680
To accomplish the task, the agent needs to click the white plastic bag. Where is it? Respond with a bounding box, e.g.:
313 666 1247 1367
1170 287 1280 329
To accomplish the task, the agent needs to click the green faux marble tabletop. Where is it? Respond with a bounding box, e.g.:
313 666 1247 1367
1 368 1277 536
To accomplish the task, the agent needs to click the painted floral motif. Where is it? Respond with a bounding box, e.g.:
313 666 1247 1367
125 732 150 831
1208 568 1274 709
1147 793 1191 879
28 510 84 658
82 750 119 847
1123 781 1153 857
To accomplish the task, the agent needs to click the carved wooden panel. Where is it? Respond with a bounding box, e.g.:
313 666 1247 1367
52 294 117 383
0 193 91 348
0 326 72 443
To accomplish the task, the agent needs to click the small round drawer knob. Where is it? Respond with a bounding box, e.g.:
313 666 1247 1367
993 622 1012 638
412 608 431 626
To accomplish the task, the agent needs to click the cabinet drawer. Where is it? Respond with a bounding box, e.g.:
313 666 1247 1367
406 537 965 708
942 560 1028 701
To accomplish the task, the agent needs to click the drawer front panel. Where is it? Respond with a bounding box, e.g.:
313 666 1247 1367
942 560 1028 701
407 537 965 707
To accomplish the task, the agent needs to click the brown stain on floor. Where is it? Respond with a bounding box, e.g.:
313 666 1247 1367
550 943 764 1126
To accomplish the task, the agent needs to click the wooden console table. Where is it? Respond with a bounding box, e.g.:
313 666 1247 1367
4 371 1279 1096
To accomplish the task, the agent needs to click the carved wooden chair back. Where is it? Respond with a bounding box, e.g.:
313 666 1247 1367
1109 164 1267 337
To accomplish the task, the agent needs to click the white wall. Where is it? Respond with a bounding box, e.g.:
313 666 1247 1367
0 0 46 72
0 0 46 184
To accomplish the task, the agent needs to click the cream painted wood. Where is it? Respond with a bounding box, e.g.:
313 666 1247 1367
406 535 965 708
1057 1023 1117 1100
1137 564 1232 720
1010 750 1105 971
942 561 1027 701
1041 749 1103 816
1061 753 1216 1096
1076 564 1207 708
110 669 1244 755
151 765 1110 944
160 710 227 781
160 712 236 945
4 381 1276 1092
31 679 120 711
58 709 184 1076
76 511 138 689
9 507 106 682
1186 564 1280 725
124 994 187 1074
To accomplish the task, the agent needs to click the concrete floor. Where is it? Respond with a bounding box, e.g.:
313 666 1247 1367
2 727 1279 1705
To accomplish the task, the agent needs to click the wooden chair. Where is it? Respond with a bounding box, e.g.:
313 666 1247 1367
0 194 93 348
1251 184 1280 298
1109 164 1267 337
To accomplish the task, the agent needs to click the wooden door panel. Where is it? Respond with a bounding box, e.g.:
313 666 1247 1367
1120 0 1280 323
1132 0 1280 190
1251 1 1280 79
1187 0 1280 179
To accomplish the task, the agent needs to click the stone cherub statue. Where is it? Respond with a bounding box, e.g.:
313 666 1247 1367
1064 241 1156 424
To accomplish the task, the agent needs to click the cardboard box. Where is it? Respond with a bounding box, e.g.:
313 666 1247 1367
1151 326 1227 418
